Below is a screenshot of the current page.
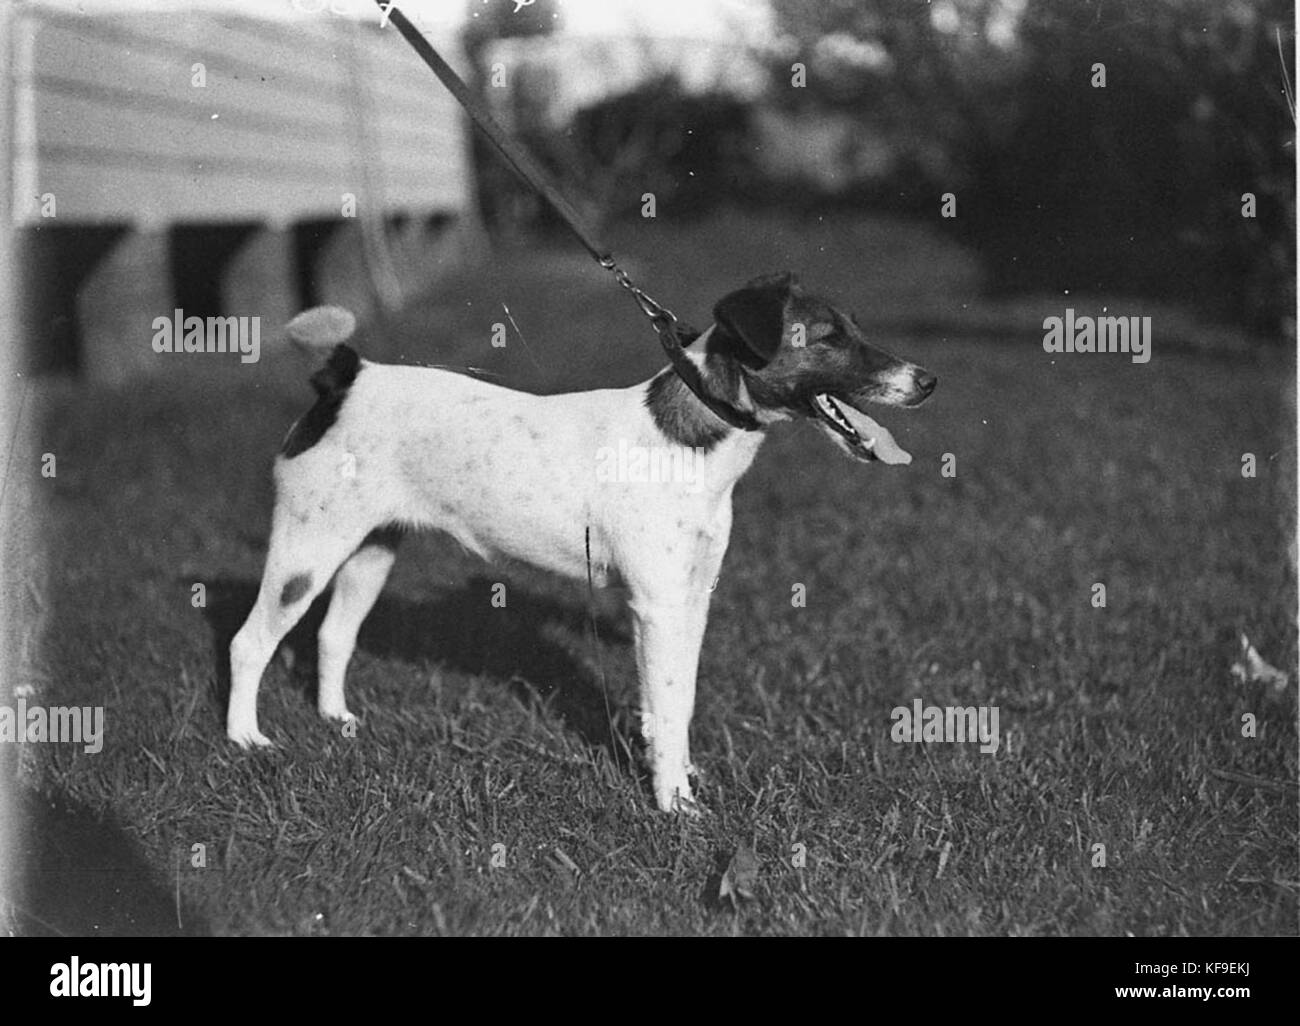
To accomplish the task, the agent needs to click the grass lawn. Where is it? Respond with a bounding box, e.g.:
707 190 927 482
5 211 1296 935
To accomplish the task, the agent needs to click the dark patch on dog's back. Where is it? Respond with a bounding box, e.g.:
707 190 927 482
280 344 361 458
362 522 407 552
280 573 312 606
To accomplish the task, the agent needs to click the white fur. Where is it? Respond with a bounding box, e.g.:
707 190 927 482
228 283 934 816
228 344 763 813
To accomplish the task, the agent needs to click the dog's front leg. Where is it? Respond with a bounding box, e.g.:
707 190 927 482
630 594 711 813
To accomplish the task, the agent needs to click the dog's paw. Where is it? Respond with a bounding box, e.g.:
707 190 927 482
228 724 273 749
655 779 704 816
319 705 358 724
320 707 361 736
671 793 706 818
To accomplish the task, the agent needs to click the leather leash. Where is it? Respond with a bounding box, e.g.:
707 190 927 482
372 1 760 431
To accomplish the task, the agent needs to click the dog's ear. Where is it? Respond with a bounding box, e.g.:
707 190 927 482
712 273 797 367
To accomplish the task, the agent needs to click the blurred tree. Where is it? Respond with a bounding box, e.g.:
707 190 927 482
767 0 1295 337
460 0 559 236
999 0 1294 335
768 0 1024 199
569 78 759 221
460 4 761 236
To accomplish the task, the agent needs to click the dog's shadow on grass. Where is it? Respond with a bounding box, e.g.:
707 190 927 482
10 783 210 936
201 574 636 766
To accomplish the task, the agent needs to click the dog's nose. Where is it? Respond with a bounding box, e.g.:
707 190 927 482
916 370 937 396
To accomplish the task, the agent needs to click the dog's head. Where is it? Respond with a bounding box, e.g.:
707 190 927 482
701 273 936 464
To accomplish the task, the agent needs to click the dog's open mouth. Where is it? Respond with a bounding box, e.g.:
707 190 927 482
811 393 912 465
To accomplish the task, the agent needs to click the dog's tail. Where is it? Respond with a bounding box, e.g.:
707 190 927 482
285 306 357 353
285 306 360 399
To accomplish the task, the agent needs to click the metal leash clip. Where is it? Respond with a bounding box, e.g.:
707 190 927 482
602 258 678 333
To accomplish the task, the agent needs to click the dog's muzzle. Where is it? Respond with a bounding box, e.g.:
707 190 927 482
810 368 935 464
812 392 912 464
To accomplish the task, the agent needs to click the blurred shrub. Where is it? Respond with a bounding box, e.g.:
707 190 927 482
567 77 760 222
462 0 1293 336
768 0 1295 337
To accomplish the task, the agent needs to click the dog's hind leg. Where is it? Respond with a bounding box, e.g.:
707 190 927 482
227 517 369 748
315 527 400 726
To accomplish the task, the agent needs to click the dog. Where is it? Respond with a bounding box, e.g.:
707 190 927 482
227 273 936 813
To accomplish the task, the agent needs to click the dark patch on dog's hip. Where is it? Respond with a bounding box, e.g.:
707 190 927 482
280 573 312 606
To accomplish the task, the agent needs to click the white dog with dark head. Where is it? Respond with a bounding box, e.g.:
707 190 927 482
228 273 935 812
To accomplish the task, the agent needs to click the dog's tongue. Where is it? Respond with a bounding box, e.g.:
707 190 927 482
840 404 912 465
